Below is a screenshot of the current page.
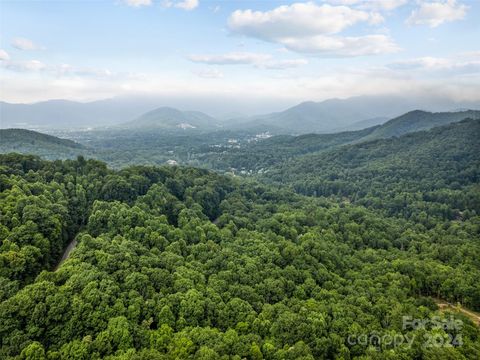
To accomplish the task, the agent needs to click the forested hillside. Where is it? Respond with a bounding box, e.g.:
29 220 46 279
198 126 378 172
199 111 480 173
1 152 479 359
0 129 88 160
121 107 220 130
362 110 480 141
265 119 480 219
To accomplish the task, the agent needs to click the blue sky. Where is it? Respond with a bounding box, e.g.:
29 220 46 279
0 0 479 110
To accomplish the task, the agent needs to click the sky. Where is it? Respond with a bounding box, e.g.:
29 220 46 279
0 0 479 112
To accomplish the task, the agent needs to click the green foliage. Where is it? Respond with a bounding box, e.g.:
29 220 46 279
0 129 86 160
0 117 479 359
363 109 480 140
265 119 480 220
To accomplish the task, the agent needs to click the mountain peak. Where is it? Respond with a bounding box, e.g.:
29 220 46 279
121 106 219 130
362 109 480 140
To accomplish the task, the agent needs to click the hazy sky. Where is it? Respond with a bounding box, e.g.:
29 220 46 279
0 0 479 107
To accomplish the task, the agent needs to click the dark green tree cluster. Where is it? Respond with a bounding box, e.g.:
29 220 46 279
265 119 480 223
0 153 479 359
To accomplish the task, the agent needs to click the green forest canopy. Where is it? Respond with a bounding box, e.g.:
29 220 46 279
1 125 479 359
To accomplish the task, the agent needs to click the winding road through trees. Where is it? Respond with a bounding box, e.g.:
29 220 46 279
435 298 480 326
55 238 77 271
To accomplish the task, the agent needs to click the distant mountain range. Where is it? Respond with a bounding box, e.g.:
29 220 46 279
238 99 387 133
120 107 221 130
0 98 162 129
249 109 480 153
238 96 480 134
197 109 480 172
2 109 477 167
2 95 479 133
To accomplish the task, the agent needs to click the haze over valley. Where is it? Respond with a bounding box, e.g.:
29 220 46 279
2 94 480 134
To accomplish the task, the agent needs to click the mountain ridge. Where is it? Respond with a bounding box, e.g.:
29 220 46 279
263 118 480 199
2 95 480 132
120 106 220 130
235 95 480 134
0 128 87 160
362 109 480 141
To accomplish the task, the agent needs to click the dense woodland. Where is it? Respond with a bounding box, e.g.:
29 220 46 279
196 113 480 174
196 127 377 173
0 129 88 161
265 119 480 218
0 116 479 359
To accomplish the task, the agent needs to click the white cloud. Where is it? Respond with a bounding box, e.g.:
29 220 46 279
280 34 399 56
0 49 10 61
229 2 381 39
368 12 385 25
11 37 45 51
406 0 468 27
369 0 408 11
163 0 199 10
260 59 309 69
389 56 450 69
193 68 223 79
458 51 480 59
189 52 271 65
1 58 118 79
188 52 308 69
124 0 152 7
4 60 46 72
176 0 198 10
124 0 199 10
227 2 398 57
388 55 480 75
54 64 115 78
327 0 408 11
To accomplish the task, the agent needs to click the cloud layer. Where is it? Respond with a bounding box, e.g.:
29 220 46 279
0 0 477 107
279 34 398 56
406 0 468 27
124 0 199 10
228 3 382 39
188 52 308 69
193 68 223 79
124 0 152 7
11 38 45 51
227 2 398 57
1 57 117 79
166 0 199 11
0 49 10 61
388 53 480 75
327 0 408 11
